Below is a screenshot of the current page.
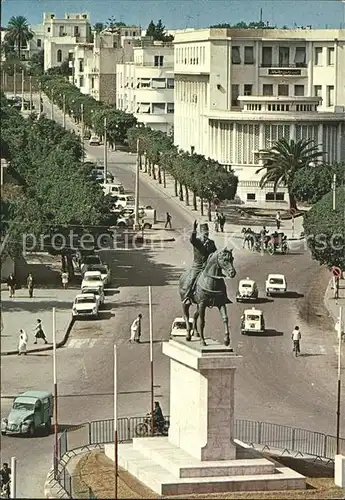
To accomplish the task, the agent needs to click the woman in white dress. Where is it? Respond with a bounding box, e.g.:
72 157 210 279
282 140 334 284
18 329 28 355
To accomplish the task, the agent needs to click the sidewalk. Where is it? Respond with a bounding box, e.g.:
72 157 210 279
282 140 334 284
324 276 345 335
1 287 76 355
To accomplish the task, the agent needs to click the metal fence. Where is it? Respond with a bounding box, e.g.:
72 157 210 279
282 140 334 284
55 416 345 498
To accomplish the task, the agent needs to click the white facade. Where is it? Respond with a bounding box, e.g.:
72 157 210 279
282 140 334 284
43 12 91 71
1 23 44 62
73 29 139 103
116 41 174 133
173 28 345 204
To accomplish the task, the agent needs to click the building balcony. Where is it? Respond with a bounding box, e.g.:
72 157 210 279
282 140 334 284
259 64 307 78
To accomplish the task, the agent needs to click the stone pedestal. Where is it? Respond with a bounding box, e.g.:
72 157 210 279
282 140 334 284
164 338 241 461
108 338 306 496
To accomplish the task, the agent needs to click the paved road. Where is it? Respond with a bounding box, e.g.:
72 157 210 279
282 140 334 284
2 94 343 498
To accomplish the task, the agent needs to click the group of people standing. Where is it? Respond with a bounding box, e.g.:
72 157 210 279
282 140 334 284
213 212 226 233
7 273 35 298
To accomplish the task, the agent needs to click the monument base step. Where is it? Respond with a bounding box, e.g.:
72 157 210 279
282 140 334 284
132 437 276 478
105 440 306 496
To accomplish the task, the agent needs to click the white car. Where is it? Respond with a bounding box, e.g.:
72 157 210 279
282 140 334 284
113 195 135 208
170 317 194 338
265 274 287 296
72 294 99 318
89 135 100 146
86 264 111 285
81 271 104 290
81 286 105 307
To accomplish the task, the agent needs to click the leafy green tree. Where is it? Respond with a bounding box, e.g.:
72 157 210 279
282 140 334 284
145 19 173 42
28 50 44 75
304 187 345 270
256 138 324 210
291 162 344 204
93 22 104 33
5 16 34 59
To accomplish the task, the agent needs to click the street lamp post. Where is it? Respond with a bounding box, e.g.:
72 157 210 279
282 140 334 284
336 306 343 454
38 81 42 118
13 64 17 96
62 94 66 128
29 76 33 112
51 88 54 120
134 138 140 230
81 103 84 160
103 117 108 183
10 457 17 499
332 174 337 211
21 69 25 111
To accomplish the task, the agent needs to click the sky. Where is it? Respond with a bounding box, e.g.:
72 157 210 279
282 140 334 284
1 0 345 30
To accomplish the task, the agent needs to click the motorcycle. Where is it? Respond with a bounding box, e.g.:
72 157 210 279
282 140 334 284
135 413 169 437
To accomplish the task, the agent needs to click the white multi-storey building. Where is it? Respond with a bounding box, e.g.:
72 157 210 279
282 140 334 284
73 28 140 104
43 12 91 71
173 28 345 203
116 40 174 133
1 23 45 62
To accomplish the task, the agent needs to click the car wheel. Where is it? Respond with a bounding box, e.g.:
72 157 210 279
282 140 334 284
27 423 35 437
1 431 6 435
118 222 126 228
241 330 245 335
143 223 151 230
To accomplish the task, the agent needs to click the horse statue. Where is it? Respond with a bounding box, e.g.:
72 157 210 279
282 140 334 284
179 247 236 347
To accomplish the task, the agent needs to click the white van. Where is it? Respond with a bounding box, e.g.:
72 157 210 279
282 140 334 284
103 183 125 196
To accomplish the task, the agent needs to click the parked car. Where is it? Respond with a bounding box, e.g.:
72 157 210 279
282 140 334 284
72 293 99 318
81 286 105 306
236 278 259 302
89 135 101 146
86 264 111 285
1 391 53 436
170 317 194 338
81 254 103 267
265 274 287 296
103 183 125 196
81 270 104 290
112 194 135 208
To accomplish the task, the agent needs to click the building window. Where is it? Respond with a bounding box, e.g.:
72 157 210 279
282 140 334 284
231 46 241 64
74 26 80 37
152 103 166 115
68 52 73 61
327 85 334 107
294 47 306 67
244 46 254 64
278 84 289 96
266 192 285 201
247 193 256 201
294 85 304 96
47 27 51 33
279 47 290 67
154 55 164 67
140 78 150 88
79 76 84 87
57 49 62 62
231 84 240 106
315 47 323 65
314 85 322 97
244 84 253 96
152 78 166 89
263 84 273 96
327 47 335 66
79 60 84 72
59 25 64 36
137 103 151 113
167 78 174 89
167 103 174 113
37 38 42 48
262 46 272 67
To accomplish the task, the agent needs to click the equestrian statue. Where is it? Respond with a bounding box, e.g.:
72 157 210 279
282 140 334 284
179 221 237 347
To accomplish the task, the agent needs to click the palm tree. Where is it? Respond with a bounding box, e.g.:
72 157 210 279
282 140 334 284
5 16 34 60
256 138 324 209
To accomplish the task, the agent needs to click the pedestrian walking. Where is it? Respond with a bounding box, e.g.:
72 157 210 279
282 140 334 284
291 326 301 354
213 212 220 232
275 211 281 230
219 213 226 233
164 212 172 229
33 319 48 344
7 273 16 298
18 329 28 355
129 313 142 343
27 273 34 298
61 271 69 289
